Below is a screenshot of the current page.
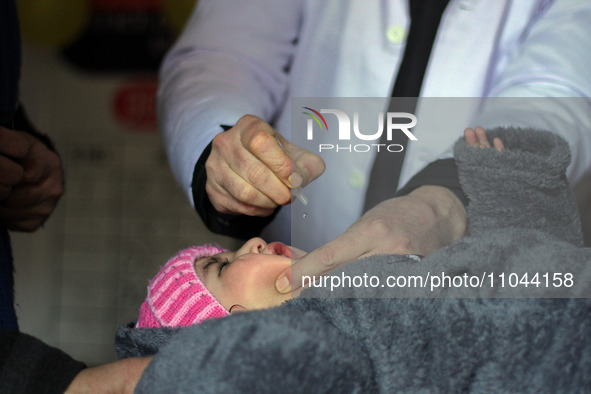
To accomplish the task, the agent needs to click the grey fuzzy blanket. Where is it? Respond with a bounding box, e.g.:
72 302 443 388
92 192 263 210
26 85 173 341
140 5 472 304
118 129 591 393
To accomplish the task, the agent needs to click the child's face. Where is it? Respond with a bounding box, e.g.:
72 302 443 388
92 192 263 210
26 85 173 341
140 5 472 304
193 238 301 312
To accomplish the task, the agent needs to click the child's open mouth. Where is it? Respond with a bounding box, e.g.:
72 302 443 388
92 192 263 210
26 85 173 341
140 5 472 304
266 242 292 259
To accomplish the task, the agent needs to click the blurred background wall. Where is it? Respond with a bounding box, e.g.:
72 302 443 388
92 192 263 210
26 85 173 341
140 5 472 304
12 0 240 366
10 0 591 368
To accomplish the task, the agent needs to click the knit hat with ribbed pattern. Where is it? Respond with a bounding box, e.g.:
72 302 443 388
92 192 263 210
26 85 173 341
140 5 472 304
136 245 230 328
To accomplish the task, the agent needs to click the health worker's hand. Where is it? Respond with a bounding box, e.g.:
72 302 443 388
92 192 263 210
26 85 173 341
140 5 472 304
206 114 325 216
275 185 467 293
0 126 64 232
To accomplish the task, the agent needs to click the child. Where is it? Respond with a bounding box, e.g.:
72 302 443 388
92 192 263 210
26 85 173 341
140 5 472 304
118 238 304 357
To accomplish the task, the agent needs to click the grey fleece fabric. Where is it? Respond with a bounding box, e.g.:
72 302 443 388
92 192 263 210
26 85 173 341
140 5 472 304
121 128 591 393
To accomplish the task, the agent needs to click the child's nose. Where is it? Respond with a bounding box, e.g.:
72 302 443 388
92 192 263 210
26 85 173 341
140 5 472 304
245 237 267 254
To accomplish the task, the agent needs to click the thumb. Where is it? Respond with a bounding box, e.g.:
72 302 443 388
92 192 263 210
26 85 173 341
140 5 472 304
277 135 325 188
275 234 365 293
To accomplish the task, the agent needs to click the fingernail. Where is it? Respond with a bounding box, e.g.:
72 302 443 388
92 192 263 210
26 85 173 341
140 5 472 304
276 274 291 293
291 172 303 188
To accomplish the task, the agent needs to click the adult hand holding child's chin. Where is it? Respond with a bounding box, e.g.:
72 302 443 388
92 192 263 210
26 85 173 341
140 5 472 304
276 185 468 293
205 114 325 216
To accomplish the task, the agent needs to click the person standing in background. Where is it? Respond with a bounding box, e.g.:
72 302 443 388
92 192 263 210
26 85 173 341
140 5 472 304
1 0 64 334
1 1 151 391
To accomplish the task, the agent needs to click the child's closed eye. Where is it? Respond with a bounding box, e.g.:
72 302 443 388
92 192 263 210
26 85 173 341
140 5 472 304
199 255 231 277
218 259 231 276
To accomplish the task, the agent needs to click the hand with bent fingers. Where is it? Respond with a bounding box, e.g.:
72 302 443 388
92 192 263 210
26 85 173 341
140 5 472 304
205 114 325 216
0 126 64 232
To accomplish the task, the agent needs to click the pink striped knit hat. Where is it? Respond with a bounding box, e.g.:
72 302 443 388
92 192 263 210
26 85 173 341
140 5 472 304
136 245 231 328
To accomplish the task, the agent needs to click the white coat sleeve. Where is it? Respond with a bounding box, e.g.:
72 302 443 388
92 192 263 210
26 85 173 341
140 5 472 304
475 0 591 184
158 0 303 201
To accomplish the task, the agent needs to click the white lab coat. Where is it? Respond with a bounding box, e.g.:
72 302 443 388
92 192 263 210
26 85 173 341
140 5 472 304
159 0 591 249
